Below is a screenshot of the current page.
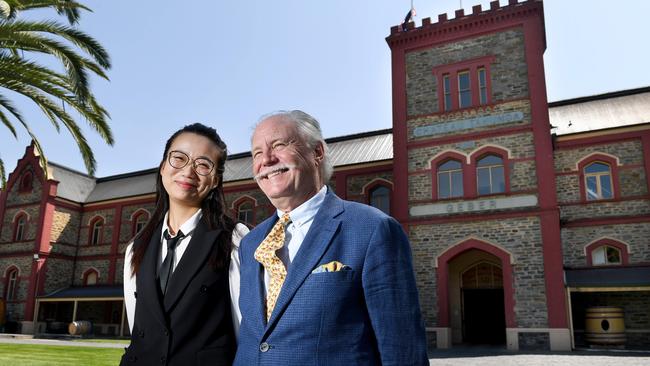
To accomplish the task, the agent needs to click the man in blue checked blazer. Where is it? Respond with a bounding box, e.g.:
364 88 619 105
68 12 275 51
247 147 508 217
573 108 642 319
233 110 428 366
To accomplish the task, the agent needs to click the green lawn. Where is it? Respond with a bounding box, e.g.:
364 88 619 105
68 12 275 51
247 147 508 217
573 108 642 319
70 338 130 344
0 344 124 366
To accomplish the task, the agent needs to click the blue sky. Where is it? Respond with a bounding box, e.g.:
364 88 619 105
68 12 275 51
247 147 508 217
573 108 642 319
3 0 650 177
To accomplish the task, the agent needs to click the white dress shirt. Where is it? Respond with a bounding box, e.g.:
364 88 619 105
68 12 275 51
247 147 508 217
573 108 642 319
262 185 327 296
123 209 249 339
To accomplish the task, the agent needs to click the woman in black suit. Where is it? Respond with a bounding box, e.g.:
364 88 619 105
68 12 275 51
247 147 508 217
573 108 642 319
122 123 247 365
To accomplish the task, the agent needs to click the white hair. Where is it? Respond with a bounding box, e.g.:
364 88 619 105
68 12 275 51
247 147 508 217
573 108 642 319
255 110 333 182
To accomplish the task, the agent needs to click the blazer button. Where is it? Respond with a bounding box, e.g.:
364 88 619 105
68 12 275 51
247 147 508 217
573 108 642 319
163 329 169 336
138 330 145 338
259 342 270 353
160 356 166 364
200 285 208 293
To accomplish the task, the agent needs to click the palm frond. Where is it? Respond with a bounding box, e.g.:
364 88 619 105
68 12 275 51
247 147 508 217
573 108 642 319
0 0 111 178
1 0 91 24
0 20 111 68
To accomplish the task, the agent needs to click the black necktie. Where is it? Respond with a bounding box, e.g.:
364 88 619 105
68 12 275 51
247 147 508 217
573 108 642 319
159 229 185 296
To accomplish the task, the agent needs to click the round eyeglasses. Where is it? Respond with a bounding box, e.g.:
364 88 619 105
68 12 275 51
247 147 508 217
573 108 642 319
167 150 215 176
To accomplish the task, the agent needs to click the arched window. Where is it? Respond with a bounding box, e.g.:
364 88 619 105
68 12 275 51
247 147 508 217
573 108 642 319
5 268 18 300
585 238 629 266
89 218 104 245
237 201 254 225
84 270 99 286
14 215 26 241
477 154 505 195
584 162 613 200
19 172 33 192
132 211 149 236
438 160 464 199
369 185 391 215
461 261 503 289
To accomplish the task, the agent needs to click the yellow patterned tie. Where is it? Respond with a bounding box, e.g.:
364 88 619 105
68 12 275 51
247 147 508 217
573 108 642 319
254 213 291 321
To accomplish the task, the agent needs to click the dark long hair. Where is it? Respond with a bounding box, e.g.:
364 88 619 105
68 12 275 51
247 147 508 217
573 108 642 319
130 123 235 275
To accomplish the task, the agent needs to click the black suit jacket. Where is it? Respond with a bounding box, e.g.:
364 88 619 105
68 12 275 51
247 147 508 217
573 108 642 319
121 219 235 366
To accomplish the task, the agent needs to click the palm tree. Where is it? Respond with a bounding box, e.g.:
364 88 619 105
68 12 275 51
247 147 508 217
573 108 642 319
0 0 112 187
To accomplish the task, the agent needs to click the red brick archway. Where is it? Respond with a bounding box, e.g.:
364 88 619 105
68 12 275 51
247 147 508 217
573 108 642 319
436 238 516 328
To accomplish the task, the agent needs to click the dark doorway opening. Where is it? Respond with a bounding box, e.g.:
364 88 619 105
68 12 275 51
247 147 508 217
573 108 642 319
462 288 505 344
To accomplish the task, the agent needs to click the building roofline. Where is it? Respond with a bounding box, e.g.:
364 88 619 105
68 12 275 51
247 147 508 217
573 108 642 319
226 128 393 160
549 85 650 108
48 161 93 178
95 167 158 183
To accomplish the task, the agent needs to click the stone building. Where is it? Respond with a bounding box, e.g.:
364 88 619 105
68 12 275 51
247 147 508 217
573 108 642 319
0 0 648 351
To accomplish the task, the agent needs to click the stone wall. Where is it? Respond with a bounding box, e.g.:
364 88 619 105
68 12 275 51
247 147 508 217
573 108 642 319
561 223 650 267
120 202 155 243
409 216 548 329
346 172 393 204
43 258 74 294
73 260 111 286
0 205 40 244
5 165 42 206
79 208 116 246
405 28 528 117
560 200 650 221
225 188 274 225
50 207 81 245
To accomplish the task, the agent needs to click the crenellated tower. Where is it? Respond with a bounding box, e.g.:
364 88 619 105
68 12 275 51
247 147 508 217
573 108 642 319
386 0 570 351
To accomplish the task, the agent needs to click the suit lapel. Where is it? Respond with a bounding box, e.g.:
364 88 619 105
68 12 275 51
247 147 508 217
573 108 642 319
137 223 167 328
163 219 221 312
265 192 344 332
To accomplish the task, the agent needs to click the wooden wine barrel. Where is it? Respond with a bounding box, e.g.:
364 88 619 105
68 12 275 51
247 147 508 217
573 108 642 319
68 320 92 336
585 307 626 345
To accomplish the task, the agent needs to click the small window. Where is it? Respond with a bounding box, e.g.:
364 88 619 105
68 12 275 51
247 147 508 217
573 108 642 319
478 67 488 105
6 269 18 300
438 160 464 199
133 214 148 236
19 173 33 192
458 71 471 108
477 155 505 195
14 216 26 241
591 245 622 266
584 162 613 200
443 74 452 112
90 219 103 245
237 201 254 225
85 271 98 286
369 185 391 215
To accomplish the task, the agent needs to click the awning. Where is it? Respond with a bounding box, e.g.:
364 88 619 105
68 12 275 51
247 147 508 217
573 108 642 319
37 286 123 301
565 266 650 290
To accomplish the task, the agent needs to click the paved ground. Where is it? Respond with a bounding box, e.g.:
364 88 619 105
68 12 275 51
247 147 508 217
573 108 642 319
428 347 650 366
1 334 649 364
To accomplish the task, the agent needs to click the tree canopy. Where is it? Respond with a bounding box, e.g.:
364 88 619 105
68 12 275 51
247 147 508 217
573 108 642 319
0 0 112 187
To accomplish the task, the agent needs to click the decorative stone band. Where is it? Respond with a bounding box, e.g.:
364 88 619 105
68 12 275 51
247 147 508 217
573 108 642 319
413 111 524 137
410 194 537 216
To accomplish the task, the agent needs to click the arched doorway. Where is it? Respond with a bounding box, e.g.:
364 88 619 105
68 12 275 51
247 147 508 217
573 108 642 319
436 239 516 347
460 260 505 344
